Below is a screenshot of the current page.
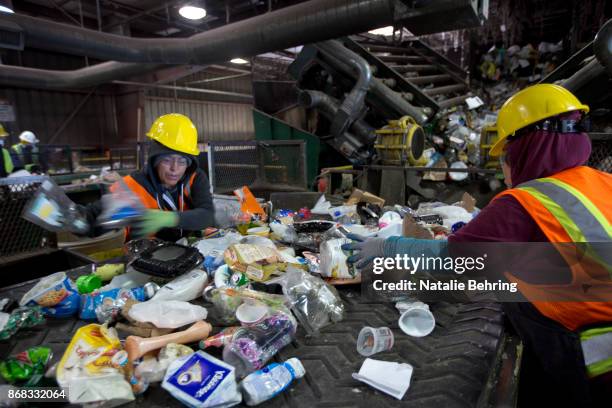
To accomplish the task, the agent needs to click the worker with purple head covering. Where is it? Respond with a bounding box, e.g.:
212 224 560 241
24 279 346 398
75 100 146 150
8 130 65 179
345 84 612 406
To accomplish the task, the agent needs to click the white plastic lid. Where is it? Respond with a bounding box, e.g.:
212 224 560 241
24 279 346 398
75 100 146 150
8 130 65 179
286 358 305 379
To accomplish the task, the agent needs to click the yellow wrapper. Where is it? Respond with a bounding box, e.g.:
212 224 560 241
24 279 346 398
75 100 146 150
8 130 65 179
56 324 123 387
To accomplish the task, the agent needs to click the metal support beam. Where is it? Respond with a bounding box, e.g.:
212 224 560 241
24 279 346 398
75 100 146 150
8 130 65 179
112 81 254 101
95 0 102 31
47 0 80 25
186 72 251 85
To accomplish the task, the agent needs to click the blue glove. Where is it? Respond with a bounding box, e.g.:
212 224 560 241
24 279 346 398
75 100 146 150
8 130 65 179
342 233 388 270
385 236 449 258
342 234 450 271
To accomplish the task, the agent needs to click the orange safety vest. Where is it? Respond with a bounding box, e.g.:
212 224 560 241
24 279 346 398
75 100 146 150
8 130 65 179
111 173 197 241
495 166 612 331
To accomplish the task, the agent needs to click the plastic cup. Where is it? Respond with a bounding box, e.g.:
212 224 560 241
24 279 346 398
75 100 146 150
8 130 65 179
398 305 435 337
236 302 268 326
356 326 394 356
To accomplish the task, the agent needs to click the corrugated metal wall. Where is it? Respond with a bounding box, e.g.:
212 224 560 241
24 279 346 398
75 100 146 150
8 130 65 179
0 88 118 146
144 97 255 142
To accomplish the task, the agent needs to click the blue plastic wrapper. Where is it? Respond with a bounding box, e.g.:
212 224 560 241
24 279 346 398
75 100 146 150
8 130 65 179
203 256 225 275
79 287 146 320
20 272 79 318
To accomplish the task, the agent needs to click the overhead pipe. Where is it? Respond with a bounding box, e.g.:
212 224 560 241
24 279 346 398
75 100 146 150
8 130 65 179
0 61 163 89
593 18 611 76
315 44 430 124
0 0 396 64
315 40 372 138
562 18 611 92
299 90 376 145
299 90 373 164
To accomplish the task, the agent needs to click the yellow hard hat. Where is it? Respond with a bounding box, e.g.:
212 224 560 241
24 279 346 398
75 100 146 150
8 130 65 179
490 84 589 156
146 113 199 156
0 124 8 137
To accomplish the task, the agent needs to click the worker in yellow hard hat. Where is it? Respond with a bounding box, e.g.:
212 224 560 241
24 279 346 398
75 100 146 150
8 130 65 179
84 113 215 241
0 124 15 178
344 84 612 405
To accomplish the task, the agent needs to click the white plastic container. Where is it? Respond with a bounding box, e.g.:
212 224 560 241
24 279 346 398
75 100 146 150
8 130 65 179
101 268 151 291
240 358 305 406
151 269 208 302
128 300 208 329
398 302 435 337
356 326 394 356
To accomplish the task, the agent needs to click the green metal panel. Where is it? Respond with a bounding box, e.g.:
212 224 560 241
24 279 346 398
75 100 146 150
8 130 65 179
252 109 320 187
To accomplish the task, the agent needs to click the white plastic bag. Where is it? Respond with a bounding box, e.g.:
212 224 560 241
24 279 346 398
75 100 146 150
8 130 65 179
128 301 208 329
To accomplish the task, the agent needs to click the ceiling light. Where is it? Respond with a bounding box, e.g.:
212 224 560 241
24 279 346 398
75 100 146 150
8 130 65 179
0 6 14 13
368 26 395 36
179 5 206 20
230 58 249 64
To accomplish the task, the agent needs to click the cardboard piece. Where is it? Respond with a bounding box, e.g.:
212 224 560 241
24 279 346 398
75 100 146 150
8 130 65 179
457 192 476 213
402 215 434 239
346 188 385 207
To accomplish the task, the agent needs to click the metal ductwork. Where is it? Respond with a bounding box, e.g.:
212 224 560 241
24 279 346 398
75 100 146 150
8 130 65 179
299 90 374 164
313 42 430 124
0 62 163 90
299 90 376 145
0 0 396 64
593 18 612 76
561 18 612 92
316 41 372 138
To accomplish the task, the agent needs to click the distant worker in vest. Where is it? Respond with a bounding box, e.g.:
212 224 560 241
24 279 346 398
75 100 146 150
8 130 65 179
85 113 215 241
344 84 611 406
0 124 15 178
12 130 40 172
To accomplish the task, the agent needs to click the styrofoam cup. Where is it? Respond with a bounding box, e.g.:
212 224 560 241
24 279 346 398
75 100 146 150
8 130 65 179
357 326 394 356
399 306 435 337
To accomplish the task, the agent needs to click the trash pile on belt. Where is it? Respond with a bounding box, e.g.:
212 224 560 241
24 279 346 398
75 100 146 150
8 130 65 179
0 186 480 406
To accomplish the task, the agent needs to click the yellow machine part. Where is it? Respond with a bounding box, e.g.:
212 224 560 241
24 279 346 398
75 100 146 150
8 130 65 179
374 116 426 165
480 125 500 169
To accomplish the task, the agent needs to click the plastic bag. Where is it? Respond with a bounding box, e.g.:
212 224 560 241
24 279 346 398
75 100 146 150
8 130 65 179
56 324 135 406
96 179 145 229
194 231 242 274
128 300 208 329
22 178 89 234
268 266 344 335
319 238 357 279
135 343 194 383
19 272 80 317
205 287 288 325
0 307 45 341
0 346 51 386
224 244 288 283
79 287 148 322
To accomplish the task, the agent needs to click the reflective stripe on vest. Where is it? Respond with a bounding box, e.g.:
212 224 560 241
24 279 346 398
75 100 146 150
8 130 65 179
580 327 612 378
2 148 13 174
517 178 612 277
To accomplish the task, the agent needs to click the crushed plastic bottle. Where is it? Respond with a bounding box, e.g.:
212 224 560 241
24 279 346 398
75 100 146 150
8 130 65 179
223 311 297 378
239 358 305 406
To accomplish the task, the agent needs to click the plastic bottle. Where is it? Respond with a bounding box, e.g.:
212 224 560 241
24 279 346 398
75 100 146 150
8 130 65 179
150 269 208 302
240 358 305 406
101 269 151 291
222 311 297 378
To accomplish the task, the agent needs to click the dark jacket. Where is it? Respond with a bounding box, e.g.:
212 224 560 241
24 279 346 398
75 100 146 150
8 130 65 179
85 141 215 241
